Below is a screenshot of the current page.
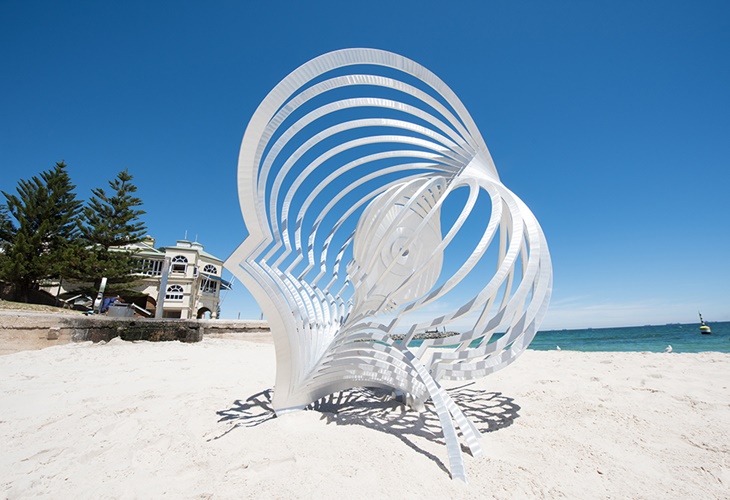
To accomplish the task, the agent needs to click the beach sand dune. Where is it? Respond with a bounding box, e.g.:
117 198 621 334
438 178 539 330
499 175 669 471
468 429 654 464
1 338 728 499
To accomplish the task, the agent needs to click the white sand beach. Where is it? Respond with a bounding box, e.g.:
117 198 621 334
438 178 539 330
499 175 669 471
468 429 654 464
1 337 728 499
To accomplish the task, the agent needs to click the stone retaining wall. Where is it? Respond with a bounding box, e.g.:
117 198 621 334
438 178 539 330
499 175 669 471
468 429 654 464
0 311 270 355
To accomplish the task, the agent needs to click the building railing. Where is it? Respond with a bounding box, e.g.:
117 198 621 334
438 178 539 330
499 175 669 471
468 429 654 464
135 258 164 277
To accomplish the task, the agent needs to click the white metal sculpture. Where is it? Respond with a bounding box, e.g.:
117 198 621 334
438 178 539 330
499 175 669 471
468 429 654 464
225 48 552 482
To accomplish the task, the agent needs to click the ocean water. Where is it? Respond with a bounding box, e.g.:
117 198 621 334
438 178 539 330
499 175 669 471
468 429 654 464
529 321 730 353
407 322 730 353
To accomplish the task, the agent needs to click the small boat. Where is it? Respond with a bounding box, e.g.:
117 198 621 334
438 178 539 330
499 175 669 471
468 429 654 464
699 311 711 334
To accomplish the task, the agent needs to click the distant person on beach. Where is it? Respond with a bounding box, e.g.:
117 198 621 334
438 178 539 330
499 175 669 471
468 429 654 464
101 297 113 313
101 295 124 313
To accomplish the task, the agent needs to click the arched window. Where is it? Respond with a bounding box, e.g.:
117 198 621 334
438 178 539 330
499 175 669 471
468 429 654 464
171 255 188 273
203 264 217 275
166 284 184 300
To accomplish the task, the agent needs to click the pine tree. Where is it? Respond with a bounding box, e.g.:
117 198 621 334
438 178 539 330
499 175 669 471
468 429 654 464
77 169 147 292
0 205 10 287
0 162 82 302
0 204 12 246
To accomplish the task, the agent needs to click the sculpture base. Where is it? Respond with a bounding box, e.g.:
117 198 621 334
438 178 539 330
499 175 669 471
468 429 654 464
274 405 307 417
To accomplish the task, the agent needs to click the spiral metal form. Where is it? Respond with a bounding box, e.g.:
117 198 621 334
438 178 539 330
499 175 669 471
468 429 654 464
225 48 552 482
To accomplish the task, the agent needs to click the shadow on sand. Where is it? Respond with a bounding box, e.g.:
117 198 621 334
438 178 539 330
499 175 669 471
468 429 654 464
213 384 520 473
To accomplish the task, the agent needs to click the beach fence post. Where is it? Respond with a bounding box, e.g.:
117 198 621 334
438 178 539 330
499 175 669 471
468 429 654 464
93 277 108 314
155 258 171 319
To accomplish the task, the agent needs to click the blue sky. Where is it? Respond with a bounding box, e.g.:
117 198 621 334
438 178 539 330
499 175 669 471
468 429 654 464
1 1 728 328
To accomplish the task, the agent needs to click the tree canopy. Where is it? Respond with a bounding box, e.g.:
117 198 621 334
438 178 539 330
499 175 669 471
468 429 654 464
0 162 82 301
75 169 147 291
80 169 146 250
0 204 13 246
0 163 148 302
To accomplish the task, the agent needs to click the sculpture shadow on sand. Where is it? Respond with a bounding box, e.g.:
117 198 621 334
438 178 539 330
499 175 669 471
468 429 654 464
214 386 520 473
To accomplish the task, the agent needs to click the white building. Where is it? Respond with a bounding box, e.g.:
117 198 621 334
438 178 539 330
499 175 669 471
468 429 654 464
131 237 231 319
44 236 231 319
